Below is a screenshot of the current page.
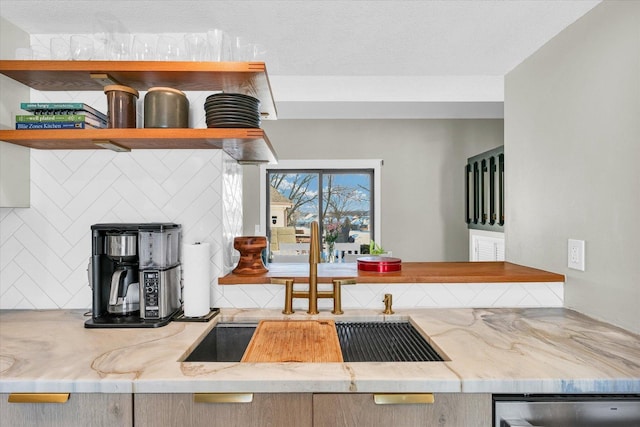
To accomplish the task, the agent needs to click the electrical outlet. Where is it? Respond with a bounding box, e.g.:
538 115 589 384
568 239 585 271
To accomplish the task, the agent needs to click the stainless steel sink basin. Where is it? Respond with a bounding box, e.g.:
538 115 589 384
183 321 445 363
184 323 256 362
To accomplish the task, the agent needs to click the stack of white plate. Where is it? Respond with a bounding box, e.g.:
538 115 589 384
204 93 261 128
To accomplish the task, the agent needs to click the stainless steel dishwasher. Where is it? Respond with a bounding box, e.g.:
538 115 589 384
493 394 640 426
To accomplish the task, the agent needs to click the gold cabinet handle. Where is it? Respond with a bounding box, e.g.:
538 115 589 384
8 393 70 404
194 393 254 403
373 393 434 405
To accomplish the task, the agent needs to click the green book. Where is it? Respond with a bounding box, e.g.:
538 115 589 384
15 114 106 128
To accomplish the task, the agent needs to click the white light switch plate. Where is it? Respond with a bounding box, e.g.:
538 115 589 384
568 239 585 271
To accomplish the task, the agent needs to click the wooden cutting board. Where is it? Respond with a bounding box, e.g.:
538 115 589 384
241 320 343 363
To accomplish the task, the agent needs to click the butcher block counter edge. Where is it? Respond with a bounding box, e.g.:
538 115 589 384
218 261 565 285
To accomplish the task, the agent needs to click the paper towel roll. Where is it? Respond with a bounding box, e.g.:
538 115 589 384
182 242 211 317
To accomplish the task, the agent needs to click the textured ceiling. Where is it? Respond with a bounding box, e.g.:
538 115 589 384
0 0 601 118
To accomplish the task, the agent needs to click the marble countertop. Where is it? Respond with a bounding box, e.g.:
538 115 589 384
1 308 638 395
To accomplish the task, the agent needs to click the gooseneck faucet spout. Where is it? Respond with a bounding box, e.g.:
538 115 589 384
307 221 320 314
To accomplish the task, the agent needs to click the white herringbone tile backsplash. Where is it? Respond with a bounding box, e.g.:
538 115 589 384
0 148 240 309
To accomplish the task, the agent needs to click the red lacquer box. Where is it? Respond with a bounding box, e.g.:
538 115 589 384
357 256 402 272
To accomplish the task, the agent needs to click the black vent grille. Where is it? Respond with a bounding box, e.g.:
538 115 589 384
336 322 444 362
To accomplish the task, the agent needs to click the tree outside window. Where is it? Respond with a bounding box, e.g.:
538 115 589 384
267 169 374 257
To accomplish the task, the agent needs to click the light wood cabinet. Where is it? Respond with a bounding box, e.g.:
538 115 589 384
134 392 491 427
0 393 132 427
313 393 492 427
135 393 312 427
2 391 493 426
0 60 278 163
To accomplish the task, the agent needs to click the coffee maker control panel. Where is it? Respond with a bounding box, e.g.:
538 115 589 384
142 271 160 318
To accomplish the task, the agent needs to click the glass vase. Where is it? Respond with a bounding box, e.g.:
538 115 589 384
328 242 336 263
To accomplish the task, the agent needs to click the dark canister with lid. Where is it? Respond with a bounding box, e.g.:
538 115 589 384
144 87 189 128
104 85 139 128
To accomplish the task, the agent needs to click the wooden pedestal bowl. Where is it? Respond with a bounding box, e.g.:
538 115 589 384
232 236 269 275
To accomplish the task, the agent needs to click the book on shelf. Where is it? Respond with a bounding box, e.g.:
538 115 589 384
20 103 107 122
15 121 100 130
15 114 106 128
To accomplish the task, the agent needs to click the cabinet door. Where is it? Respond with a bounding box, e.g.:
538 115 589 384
1 393 132 427
135 393 312 427
313 393 491 427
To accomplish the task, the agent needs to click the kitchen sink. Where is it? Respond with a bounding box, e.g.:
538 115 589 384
336 322 445 362
183 323 257 362
183 321 445 363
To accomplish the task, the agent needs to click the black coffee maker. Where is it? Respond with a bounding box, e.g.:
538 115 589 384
85 223 181 328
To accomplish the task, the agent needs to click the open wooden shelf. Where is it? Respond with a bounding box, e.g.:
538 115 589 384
0 60 277 119
0 128 276 163
0 60 278 162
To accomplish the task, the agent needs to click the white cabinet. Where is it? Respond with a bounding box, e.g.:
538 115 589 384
470 229 505 261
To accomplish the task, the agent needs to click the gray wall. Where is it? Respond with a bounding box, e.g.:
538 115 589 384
505 1 640 333
244 119 503 262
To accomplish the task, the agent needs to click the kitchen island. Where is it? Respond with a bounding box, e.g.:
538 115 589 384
2 308 638 426
1 307 638 394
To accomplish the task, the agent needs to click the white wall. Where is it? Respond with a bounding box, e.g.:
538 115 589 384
505 1 640 333
245 119 504 262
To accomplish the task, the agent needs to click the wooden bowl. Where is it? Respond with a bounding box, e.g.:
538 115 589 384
233 236 268 275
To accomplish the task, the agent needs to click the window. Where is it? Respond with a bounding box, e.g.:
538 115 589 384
260 160 381 261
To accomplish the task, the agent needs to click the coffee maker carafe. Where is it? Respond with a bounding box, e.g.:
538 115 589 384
105 231 139 315
85 223 182 328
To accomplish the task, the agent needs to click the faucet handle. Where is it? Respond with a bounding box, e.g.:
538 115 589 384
330 278 356 315
271 278 295 314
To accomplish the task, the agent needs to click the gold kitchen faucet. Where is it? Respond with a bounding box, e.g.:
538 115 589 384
272 221 355 314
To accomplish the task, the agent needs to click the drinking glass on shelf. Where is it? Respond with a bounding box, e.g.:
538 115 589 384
106 33 132 60
250 43 267 61
184 33 208 61
132 34 156 60
234 36 266 61
207 29 229 61
70 35 94 60
156 35 183 61
233 36 251 61
50 37 70 60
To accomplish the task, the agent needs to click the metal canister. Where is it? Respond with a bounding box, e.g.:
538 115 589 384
104 85 139 128
144 87 189 128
